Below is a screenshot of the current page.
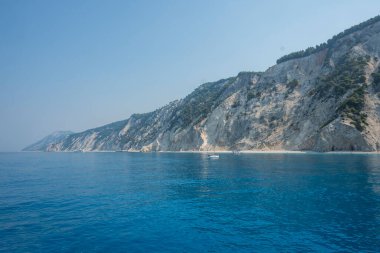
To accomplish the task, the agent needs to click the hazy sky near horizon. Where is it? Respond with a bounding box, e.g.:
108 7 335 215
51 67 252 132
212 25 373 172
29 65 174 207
1 0 380 151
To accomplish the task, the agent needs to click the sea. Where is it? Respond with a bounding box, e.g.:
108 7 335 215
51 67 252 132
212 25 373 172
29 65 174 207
0 152 379 252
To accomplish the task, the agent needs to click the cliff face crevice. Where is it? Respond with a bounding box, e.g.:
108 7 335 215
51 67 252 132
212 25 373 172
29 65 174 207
25 17 380 152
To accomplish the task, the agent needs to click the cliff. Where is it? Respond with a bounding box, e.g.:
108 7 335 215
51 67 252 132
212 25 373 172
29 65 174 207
25 16 380 152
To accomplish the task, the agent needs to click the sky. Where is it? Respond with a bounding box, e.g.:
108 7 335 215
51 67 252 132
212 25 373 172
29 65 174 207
1 0 380 151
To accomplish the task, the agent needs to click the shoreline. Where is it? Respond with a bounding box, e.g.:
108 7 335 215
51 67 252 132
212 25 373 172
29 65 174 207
18 150 380 154
158 150 380 154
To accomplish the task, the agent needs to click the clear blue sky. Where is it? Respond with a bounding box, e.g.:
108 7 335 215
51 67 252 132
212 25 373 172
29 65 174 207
1 0 379 151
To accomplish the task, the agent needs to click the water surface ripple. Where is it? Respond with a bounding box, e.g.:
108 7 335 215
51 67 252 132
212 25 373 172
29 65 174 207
0 152 379 252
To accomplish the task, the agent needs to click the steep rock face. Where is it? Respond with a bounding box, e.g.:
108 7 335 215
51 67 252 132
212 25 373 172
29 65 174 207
25 17 380 152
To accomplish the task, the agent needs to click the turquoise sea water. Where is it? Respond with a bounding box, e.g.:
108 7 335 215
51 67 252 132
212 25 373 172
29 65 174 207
0 152 379 252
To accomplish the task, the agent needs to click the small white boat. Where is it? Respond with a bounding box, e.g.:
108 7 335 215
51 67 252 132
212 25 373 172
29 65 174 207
208 154 219 159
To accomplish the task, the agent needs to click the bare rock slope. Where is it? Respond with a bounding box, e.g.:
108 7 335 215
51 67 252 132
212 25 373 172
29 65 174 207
23 131 74 151
25 16 380 152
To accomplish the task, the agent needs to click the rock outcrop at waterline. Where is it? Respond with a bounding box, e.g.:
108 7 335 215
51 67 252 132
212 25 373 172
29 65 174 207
25 16 380 152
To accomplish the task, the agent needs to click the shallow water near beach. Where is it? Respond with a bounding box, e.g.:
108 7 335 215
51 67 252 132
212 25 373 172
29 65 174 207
0 152 379 252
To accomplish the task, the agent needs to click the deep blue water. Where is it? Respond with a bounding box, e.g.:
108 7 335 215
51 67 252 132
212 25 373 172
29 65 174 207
0 152 380 252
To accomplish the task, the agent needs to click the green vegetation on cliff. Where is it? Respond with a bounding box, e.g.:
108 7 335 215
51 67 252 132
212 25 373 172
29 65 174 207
276 15 380 64
316 54 369 99
337 87 368 132
169 78 233 129
314 54 370 132
371 69 380 94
